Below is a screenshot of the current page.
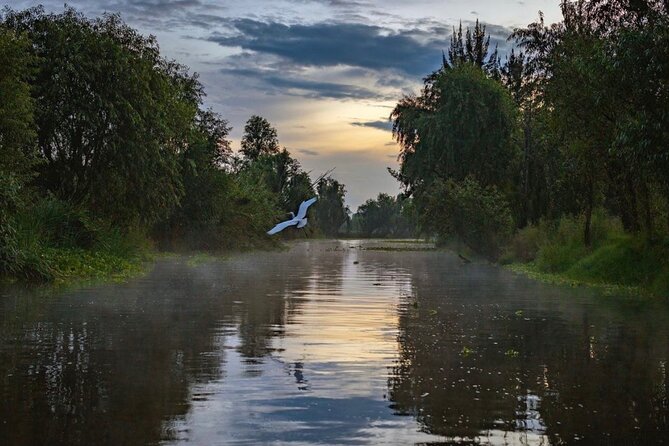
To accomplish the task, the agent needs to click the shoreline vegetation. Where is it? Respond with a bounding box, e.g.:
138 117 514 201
506 262 648 298
500 213 669 298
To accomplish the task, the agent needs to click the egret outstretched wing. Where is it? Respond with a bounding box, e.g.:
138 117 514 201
266 197 317 235
267 219 299 235
295 197 317 220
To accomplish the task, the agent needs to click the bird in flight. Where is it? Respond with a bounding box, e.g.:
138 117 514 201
267 197 317 235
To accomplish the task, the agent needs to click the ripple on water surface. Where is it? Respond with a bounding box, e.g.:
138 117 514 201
1 239 668 445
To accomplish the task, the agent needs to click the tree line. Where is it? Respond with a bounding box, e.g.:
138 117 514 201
343 193 417 238
390 1 669 293
0 7 349 280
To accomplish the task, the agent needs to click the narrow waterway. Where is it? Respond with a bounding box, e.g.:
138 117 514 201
1 240 668 445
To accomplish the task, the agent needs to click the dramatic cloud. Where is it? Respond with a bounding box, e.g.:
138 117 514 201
304 0 371 7
112 0 204 16
261 75 386 100
351 120 393 131
209 20 450 75
219 67 389 100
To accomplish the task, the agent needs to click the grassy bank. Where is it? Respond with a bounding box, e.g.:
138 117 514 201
23 247 148 285
1 198 152 285
1 246 149 286
1 196 285 286
501 212 669 298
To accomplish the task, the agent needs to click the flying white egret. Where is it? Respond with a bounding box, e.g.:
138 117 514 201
267 197 317 235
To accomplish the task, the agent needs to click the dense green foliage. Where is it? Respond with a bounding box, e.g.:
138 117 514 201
392 63 517 190
0 7 349 281
422 178 514 259
4 8 200 227
4 196 148 281
390 0 669 294
0 27 36 179
510 0 669 241
0 174 23 275
0 26 36 274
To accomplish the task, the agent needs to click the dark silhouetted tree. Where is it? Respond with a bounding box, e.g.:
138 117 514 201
240 115 280 161
314 177 348 237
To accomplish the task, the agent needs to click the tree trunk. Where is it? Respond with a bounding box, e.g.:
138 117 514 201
624 174 640 232
521 112 531 228
584 178 594 247
640 180 653 240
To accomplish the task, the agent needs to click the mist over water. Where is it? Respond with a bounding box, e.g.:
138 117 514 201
1 240 668 445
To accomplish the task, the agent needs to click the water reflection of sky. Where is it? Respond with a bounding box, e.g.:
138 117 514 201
165 241 443 445
2 240 669 445
166 336 443 445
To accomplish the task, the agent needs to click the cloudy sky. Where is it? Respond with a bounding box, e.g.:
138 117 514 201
8 0 562 209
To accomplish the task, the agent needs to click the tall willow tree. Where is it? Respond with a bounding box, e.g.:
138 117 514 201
2 7 202 227
390 60 517 256
391 63 517 192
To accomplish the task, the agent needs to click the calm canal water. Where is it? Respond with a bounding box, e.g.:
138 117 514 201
1 240 668 445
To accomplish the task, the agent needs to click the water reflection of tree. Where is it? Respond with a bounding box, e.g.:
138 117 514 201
233 242 338 360
388 253 669 444
0 246 320 446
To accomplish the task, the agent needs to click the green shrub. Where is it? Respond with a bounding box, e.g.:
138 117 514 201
536 242 588 273
588 208 625 248
531 210 624 273
535 216 585 272
3 196 150 282
509 220 669 297
94 225 151 258
503 223 548 263
566 236 638 284
651 266 669 298
567 237 669 290
13 197 96 249
424 177 514 260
